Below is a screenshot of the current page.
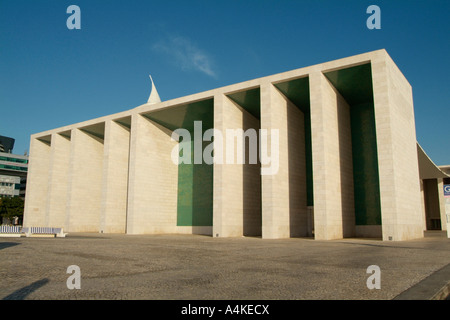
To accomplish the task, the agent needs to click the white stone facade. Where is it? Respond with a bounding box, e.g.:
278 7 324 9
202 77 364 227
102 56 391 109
23 50 430 241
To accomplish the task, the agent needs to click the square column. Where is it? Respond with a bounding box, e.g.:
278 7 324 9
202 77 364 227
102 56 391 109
23 136 51 227
65 127 104 232
437 179 447 231
419 179 427 232
260 82 307 239
100 119 130 233
126 113 178 234
371 52 423 240
213 93 261 237
309 71 355 240
45 132 71 228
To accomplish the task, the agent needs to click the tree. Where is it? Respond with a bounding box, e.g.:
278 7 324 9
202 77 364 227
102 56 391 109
0 197 24 225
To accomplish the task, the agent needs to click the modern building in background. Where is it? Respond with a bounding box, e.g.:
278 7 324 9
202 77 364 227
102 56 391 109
0 135 15 153
23 50 450 240
417 146 450 233
0 136 28 199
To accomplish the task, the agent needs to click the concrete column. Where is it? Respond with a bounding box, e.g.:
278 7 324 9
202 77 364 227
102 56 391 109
260 82 307 239
99 120 130 233
45 132 71 228
65 128 104 232
212 93 261 237
437 179 447 231
420 179 427 232
423 179 441 230
371 52 423 240
309 71 355 240
126 113 178 234
23 137 51 227
446 193 450 238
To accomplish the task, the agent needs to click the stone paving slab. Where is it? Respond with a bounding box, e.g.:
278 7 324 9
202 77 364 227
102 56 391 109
0 233 449 300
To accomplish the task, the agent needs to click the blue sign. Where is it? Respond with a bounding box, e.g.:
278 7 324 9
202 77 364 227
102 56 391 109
444 185 450 197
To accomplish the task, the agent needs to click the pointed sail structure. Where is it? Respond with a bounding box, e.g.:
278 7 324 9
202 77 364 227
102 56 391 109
147 75 161 105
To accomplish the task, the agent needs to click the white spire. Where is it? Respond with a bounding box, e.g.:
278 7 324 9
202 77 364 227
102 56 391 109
147 75 161 105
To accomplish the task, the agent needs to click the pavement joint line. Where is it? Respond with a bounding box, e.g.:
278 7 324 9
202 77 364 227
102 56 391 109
430 281 450 300
393 263 450 300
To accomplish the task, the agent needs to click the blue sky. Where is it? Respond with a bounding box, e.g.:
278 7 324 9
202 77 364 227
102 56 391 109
0 0 449 164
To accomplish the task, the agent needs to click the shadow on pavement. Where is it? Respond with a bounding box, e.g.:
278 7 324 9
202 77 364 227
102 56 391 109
2 278 49 300
0 242 20 251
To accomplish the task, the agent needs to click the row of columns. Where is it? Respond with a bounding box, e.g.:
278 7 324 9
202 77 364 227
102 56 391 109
24 51 425 240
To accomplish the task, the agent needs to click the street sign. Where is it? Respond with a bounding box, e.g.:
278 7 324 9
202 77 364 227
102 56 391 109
444 185 450 197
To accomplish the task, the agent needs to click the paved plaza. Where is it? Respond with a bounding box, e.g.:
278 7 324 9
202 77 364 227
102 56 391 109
0 233 449 300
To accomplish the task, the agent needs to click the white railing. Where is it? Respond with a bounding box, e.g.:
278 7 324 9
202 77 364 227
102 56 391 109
22 227 67 237
0 225 22 233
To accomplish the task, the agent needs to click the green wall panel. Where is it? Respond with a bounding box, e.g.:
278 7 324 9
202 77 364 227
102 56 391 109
177 139 213 226
350 103 382 225
324 64 374 105
273 77 310 113
228 88 261 119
